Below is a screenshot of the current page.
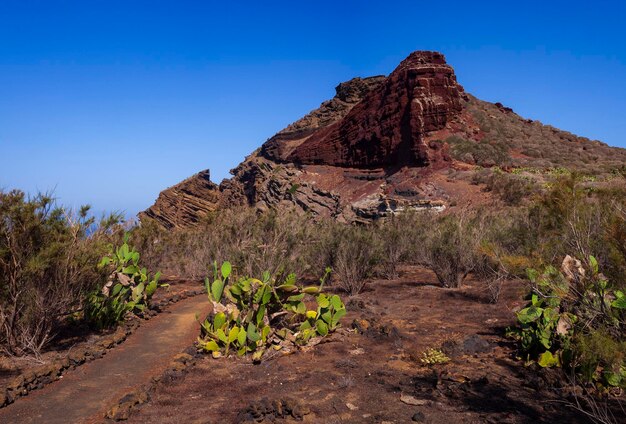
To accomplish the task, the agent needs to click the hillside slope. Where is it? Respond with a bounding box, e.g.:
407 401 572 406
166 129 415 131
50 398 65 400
141 51 626 229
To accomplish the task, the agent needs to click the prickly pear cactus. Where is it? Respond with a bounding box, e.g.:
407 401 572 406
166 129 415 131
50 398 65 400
198 264 346 361
85 233 165 329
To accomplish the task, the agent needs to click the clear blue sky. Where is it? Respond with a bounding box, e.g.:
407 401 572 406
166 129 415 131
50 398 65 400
1 1 625 217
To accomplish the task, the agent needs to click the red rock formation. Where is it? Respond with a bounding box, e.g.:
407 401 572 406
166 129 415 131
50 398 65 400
260 76 385 161
267 51 466 168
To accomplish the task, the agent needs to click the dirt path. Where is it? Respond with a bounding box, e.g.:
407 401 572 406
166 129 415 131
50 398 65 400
0 294 210 424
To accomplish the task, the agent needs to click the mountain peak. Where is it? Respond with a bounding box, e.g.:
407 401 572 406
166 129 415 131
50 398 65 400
141 51 626 229
264 50 466 168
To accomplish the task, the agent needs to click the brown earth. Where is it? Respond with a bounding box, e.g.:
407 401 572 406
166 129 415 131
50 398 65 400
0 292 210 424
124 267 590 424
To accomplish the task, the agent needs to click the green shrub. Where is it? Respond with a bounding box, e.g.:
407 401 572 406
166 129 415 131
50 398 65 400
528 176 626 285
0 190 122 355
508 256 626 388
197 262 345 361
446 135 509 167
84 233 164 329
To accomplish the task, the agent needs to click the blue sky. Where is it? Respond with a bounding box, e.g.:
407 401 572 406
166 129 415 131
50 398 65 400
1 1 625 217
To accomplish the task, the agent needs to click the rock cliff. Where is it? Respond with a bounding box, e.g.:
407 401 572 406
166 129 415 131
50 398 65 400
141 170 220 229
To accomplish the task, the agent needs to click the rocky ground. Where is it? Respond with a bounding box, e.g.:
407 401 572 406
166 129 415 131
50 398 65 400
125 267 596 424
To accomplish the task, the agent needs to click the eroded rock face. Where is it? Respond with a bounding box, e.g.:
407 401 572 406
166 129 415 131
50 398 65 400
140 170 220 229
266 51 466 168
260 75 385 161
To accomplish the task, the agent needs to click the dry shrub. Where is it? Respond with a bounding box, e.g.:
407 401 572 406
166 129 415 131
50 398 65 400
0 190 121 356
136 208 384 295
332 225 379 295
136 208 318 281
374 213 417 279
134 176 626 298
418 210 486 288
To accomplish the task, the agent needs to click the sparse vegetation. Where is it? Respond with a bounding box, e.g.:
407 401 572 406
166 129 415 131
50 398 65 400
467 98 626 175
2 171 625 424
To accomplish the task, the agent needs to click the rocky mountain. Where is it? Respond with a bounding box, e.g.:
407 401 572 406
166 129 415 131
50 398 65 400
141 51 626 229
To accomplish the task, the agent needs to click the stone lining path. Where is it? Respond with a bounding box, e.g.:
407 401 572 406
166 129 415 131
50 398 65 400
0 294 210 424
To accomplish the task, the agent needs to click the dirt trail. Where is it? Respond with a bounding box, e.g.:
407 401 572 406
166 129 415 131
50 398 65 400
0 294 210 424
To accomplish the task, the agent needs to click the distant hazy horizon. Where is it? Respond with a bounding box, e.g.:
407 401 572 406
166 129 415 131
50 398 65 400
2 1 625 218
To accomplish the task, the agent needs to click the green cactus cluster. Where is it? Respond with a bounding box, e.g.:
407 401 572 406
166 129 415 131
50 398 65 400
508 256 626 389
85 233 165 329
198 262 346 361
418 348 450 365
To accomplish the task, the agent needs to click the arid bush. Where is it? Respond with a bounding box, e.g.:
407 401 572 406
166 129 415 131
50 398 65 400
332 225 380 295
374 213 418 279
136 208 320 281
134 176 626 300
418 210 485 288
0 190 122 355
489 172 536 206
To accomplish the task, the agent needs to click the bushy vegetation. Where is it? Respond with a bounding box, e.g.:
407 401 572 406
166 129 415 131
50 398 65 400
3 172 625 379
331 225 380 294
0 190 122 355
508 257 625 389
133 209 313 281
197 262 345 361
446 135 510 167
0 190 166 356
136 178 624 299
85 234 165 329
418 211 485 287
471 167 537 206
